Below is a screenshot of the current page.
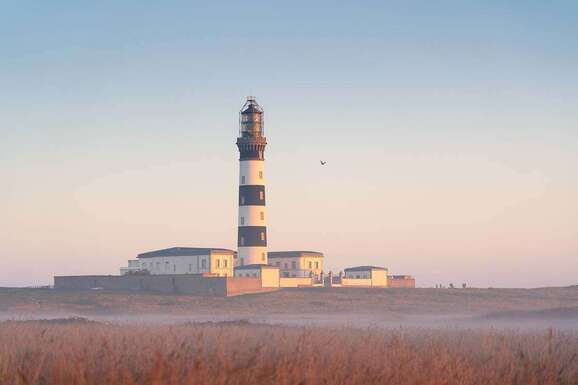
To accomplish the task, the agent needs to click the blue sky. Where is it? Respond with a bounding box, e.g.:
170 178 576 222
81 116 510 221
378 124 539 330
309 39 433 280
1 1 577 287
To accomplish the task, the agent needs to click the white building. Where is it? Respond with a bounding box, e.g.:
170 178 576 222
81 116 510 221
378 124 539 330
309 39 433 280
234 264 280 288
268 251 324 280
120 247 235 277
342 266 388 287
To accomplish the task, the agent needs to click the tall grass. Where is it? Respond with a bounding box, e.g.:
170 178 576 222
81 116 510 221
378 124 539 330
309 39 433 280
1 320 577 385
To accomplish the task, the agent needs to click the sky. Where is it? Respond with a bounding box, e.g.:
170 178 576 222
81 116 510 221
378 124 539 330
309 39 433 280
1 0 577 288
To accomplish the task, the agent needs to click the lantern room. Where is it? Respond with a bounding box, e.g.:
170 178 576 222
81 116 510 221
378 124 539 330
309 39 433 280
239 96 264 138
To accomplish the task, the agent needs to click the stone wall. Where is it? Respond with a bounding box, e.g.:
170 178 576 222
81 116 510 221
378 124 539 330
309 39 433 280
225 277 268 296
53 275 270 297
387 276 416 288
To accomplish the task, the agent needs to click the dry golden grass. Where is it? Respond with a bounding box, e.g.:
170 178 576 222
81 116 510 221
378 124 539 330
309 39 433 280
1 319 577 385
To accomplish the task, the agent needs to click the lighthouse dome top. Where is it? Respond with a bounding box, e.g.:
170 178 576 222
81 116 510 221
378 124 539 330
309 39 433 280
241 96 263 114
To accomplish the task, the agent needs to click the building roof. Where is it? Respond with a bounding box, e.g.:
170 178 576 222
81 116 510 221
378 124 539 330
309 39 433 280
242 104 262 114
241 97 264 114
344 265 387 272
268 251 324 258
137 247 235 259
234 264 279 270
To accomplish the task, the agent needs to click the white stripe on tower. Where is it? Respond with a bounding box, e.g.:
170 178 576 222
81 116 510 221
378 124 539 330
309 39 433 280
236 97 268 266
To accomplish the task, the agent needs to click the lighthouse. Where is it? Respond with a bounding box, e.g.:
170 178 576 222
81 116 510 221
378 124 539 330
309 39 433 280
236 97 268 266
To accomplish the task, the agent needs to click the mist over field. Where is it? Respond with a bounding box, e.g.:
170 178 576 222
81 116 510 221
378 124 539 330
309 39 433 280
3 286 578 384
3 287 578 385
2 287 578 329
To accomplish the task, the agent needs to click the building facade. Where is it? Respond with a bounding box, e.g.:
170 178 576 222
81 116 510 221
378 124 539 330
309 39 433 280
234 264 280 288
268 251 324 280
121 247 235 277
236 97 268 266
343 266 388 287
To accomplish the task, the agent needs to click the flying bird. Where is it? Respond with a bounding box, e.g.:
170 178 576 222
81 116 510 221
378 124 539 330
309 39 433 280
320 160 327 165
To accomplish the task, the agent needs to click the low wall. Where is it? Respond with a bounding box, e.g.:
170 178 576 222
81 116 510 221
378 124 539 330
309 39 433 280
54 275 267 297
279 277 313 288
388 277 416 288
226 277 267 295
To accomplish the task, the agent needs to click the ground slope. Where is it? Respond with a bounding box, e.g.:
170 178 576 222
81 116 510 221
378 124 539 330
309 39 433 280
1 286 578 328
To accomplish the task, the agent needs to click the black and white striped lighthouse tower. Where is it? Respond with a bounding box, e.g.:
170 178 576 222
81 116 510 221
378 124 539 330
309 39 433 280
236 97 267 266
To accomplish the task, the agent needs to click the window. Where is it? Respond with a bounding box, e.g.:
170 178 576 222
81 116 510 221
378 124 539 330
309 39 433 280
309 261 313 269
240 258 244 265
259 191 264 200
260 212 264 220
224 259 228 268
156 262 160 270
165 261 169 271
275 262 280 267
284 263 288 269
240 216 245 225
291 261 297 269
259 171 263 179
261 252 265 261
217 259 221 268
260 232 265 241
315 261 319 269
188 264 192 273
241 175 245 184
201 259 207 269
173 264 176 272
240 236 245 246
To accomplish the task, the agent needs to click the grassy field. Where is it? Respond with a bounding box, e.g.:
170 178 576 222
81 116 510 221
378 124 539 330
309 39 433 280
1 286 578 318
2 288 578 384
1 319 577 385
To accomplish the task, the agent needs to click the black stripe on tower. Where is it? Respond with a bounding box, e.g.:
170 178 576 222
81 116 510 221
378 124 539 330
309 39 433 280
239 185 266 206
238 226 267 247
239 148 263 161
237 137 267 161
